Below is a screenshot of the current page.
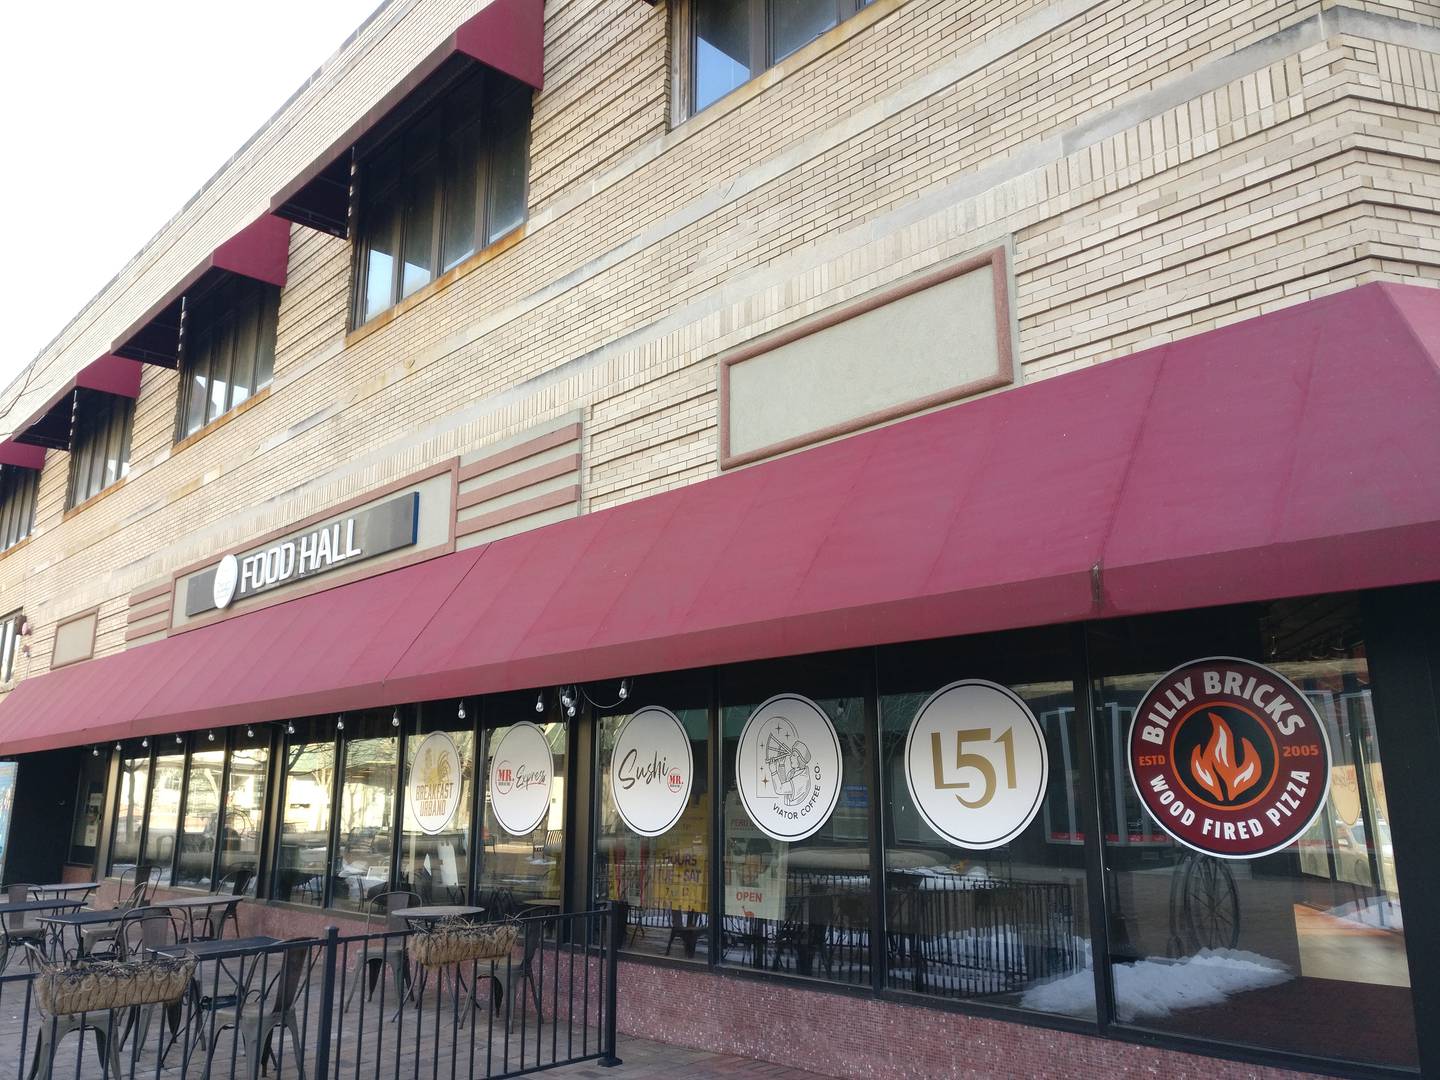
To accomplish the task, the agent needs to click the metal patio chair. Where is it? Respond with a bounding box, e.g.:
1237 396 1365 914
343 889 420 1014
201 940 314 1080
21 946 123 1080
3 884 47 968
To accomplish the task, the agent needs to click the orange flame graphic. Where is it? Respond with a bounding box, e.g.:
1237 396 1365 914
1189 712 1261 803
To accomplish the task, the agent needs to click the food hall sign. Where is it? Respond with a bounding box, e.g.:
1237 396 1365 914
1127 657 1331 859
185 492 420 616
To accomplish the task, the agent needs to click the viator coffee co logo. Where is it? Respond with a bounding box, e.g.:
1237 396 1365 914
736 694 842 843
1128 657 1330 859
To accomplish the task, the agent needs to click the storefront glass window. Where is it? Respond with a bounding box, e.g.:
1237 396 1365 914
70 750 108 867
399 704 475 905
273 721 337 907
594 674 711 962
333 712 400 912
174 747 225 889
877 629 1095 1018
141 751 185 885
1092 598 1418 1069
108 752 149 874
218 737 269 895
719 652 871 986
478 694 568 913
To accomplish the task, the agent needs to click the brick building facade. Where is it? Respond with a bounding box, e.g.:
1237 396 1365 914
0 1 1437 1077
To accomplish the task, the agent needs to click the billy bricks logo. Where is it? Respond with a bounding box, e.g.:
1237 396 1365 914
1128 657 1331 859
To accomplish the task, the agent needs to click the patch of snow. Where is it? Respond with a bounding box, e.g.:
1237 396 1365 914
1021 949 1291 1020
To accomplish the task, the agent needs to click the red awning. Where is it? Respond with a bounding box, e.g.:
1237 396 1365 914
7 354 142 452
110 215 290 367
272 0 545 236
2 282 1438 754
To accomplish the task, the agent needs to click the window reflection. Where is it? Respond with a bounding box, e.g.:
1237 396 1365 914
333 717 400 912
719 654 871 986
595 676 711 961
878 632 1094 1017
175 748 225 888
1093 599 1417 1069
478 697 567 914
273 724 336 907
141 752 185 885
218 740 268 896
695 0 752 112
109 754 149 874
399 712 474 904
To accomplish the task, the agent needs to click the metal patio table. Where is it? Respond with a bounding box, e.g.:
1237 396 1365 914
153 893 243 941
27 881 100 903
150 935 284 1063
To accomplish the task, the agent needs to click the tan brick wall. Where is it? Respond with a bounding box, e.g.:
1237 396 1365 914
0 0 1437 693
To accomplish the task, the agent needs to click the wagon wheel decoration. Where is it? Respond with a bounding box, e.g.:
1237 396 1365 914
1178 854 1240 952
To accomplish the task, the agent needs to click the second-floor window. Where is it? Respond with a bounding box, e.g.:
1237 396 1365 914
353 66 532 328
176 276 280 440
0 466 37 551
0 610 24 683
67 389 134 509
692 0 875 114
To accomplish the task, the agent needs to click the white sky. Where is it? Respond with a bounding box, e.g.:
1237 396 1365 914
0 0 382 387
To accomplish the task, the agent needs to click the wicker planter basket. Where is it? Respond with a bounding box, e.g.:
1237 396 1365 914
35 955 196 1016
409 920 519 969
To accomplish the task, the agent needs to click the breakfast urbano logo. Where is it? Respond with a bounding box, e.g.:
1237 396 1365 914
610 706 693 837
488 721 553 836
1127 657 1331 859
736 694 842 843
408 731 463 835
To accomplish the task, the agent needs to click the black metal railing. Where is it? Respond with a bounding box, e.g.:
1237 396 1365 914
0 905 623 1079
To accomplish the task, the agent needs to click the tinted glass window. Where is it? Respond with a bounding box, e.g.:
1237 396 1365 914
595 674 712 962
400 704 475 905
353 67 532 327
478 694 568 912
142 751 185 885
1091 598 1417 1069
0 466 38 551
333 713 400 913
68 390 133 508
878 630 1095 1017
273 721 336 907
719 652 871 986
175 747 225 888
218 737 269 896
109 753 149 874
176 277 280 439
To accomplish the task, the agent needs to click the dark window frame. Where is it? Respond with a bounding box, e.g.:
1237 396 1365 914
0 609 22 683
0 466 38 552
349 65 533 330
174 276 280 442
687 0 873 116
66 389 134 509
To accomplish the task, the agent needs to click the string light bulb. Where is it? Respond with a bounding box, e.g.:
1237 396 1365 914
246 727 254 739
92 746 99 758
175 734 183 744
207 730 215 742
141 737 148 748
391 708 400 728
457 699 466 721
535 693 545 714
618 679 630 701
560 688 574 709
114 742 122 751
336 714 345 731
286 721 295 736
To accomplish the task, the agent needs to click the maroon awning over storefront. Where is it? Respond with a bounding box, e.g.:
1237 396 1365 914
2 282 1438 754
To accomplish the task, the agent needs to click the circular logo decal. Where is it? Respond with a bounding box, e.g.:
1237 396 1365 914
904 680 1049 850
735 694 842 843
488 722 554 836
408 731 463 835
610 706 693 837
212 553 240 610
1128 657 1330 859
